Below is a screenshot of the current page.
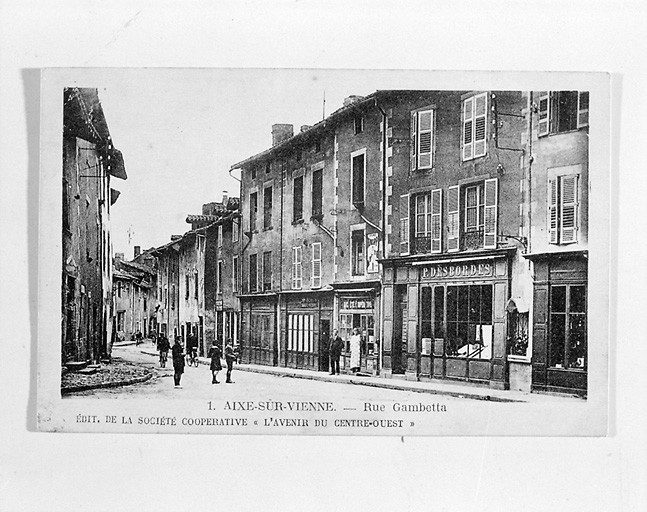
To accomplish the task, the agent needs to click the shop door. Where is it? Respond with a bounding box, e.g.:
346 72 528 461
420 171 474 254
392 287 408 374
319 319 330 371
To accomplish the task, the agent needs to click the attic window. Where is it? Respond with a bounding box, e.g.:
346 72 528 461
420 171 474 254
354 116 364 135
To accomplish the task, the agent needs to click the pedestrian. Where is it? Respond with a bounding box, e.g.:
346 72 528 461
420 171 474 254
135 330 143 346
349 328 362 373
208 340 223 384
150 328 157 345
329 329 344 375
171 336 185 388
157 333 170 368
224 340 237 384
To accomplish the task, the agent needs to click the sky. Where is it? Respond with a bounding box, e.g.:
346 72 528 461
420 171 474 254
97 68 475 257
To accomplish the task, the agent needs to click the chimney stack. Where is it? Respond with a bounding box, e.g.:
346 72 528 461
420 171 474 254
300 125 312 133
134 246 141 259
343 95 364 107
271 124 294 146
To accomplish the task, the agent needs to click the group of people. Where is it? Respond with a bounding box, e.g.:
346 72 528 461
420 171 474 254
328 328 363 375
155 334 238 388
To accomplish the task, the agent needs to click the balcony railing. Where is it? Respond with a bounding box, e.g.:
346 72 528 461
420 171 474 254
413 236 431 254
462 228 484 251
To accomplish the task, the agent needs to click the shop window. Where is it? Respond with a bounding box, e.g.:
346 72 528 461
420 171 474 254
311 168 323 218
410 108 434 170
287 314 314 353
293 175 303 222
292 246 302 289
507 311 529 357
351 151 365 208
351 229 365 276
445 284 493 359
462 92 488 161
538 91 589 136
311 243 322 288
549 285 587 370
251 313 273 349
339 312 374 354
249 192 258 231
262 251 272 291
549 174 579 244
249 253 258 293
264 186 273 229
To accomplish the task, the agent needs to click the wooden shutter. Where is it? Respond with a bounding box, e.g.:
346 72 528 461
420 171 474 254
399 194 410 254
577 91 589 128
447 185 460 252
560 175 578 243
410 111 417 172
538 91 550 136
311 243 322 288
462 97 474 161
431 188 442 253
548 178 558 244
418 110 433 169
473 93 487 158
483 178 498 249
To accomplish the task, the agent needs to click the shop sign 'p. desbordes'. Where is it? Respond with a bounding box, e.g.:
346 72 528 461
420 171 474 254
421 262 494 280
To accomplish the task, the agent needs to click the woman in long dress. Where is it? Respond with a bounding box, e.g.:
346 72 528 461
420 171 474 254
349 328 362 373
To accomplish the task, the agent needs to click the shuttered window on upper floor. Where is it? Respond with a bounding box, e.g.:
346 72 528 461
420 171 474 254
410 107 434 171
462 93 488 161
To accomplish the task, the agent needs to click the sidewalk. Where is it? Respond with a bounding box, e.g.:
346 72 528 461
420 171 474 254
137 347 580 403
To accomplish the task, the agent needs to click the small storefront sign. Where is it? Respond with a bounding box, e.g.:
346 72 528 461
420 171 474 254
340 298 374 310
421 261 493 280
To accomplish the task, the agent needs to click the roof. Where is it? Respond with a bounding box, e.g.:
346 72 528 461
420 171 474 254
230 90 435 169
119 259 156 275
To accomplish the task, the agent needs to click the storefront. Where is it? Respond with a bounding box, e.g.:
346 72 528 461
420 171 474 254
239 294 278 366
333 281 380 374
280 291 333 371
525 251 588 396
382 249 514 389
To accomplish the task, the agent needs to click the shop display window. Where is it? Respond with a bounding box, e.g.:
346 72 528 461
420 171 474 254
549 284 586 369
445 284 492 359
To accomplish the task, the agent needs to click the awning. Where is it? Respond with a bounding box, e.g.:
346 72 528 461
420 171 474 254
107 148 127 180
110 188 121 205
506 297 529 313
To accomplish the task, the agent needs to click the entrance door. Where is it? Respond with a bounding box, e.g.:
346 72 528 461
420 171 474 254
319 319 330 371
392 286 408 374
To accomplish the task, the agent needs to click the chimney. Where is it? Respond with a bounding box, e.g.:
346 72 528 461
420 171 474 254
343 95 364 107
271 124 294 146
134 246 141 259
300 125 311 133
222 190 229 206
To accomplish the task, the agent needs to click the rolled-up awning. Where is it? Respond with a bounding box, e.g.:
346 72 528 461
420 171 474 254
110 188 121 205
107 148 127 180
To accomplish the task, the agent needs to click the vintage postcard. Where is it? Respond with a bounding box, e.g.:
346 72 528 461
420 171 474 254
37 68 611 435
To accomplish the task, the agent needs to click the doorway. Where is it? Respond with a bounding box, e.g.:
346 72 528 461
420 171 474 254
319 319 331 371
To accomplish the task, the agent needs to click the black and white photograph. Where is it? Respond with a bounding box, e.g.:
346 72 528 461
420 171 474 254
38 68 609 436
3 2 646 511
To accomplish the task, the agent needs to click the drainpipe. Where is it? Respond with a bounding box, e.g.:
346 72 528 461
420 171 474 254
277 161 285 366
527 92 534 255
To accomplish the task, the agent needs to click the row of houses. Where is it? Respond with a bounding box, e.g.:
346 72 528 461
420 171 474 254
114 88 588 396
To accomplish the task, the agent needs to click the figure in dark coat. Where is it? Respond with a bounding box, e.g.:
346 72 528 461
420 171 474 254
208 341 223 384
157 334 170 368
329 330 344 375
171 337 185 387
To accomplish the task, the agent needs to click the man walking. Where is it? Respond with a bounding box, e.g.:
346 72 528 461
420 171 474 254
329 329 343 375
157 333 170 368
171 336 185 388
224 341 238 383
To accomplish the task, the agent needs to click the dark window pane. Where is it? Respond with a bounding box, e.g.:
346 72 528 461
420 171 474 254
447 286 458 321
555 91 578 133
457 322 469 355
568 314 587 369
457 285 469 320
481 285 493 324
469 285 481 323
446 321 458 355
434 287 444 339
312 169 323 216
551 285 567 313
293 176 303 221
549 313 566 367
421 287 432 339
352 154 365 205
570 286 586 313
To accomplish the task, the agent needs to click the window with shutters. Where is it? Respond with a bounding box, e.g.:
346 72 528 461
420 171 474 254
399 194 410 255
411 190 441 254
462 93 488 161
293 175 303 222
292 247 302 289
410 108 434 171
548 174 579 244
351 229 365 276
351 150 365 208
537 91 589 136
461 179 498 250
249 253 258 293
262 251 272 291
263 186 273 229
311 243 322 288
